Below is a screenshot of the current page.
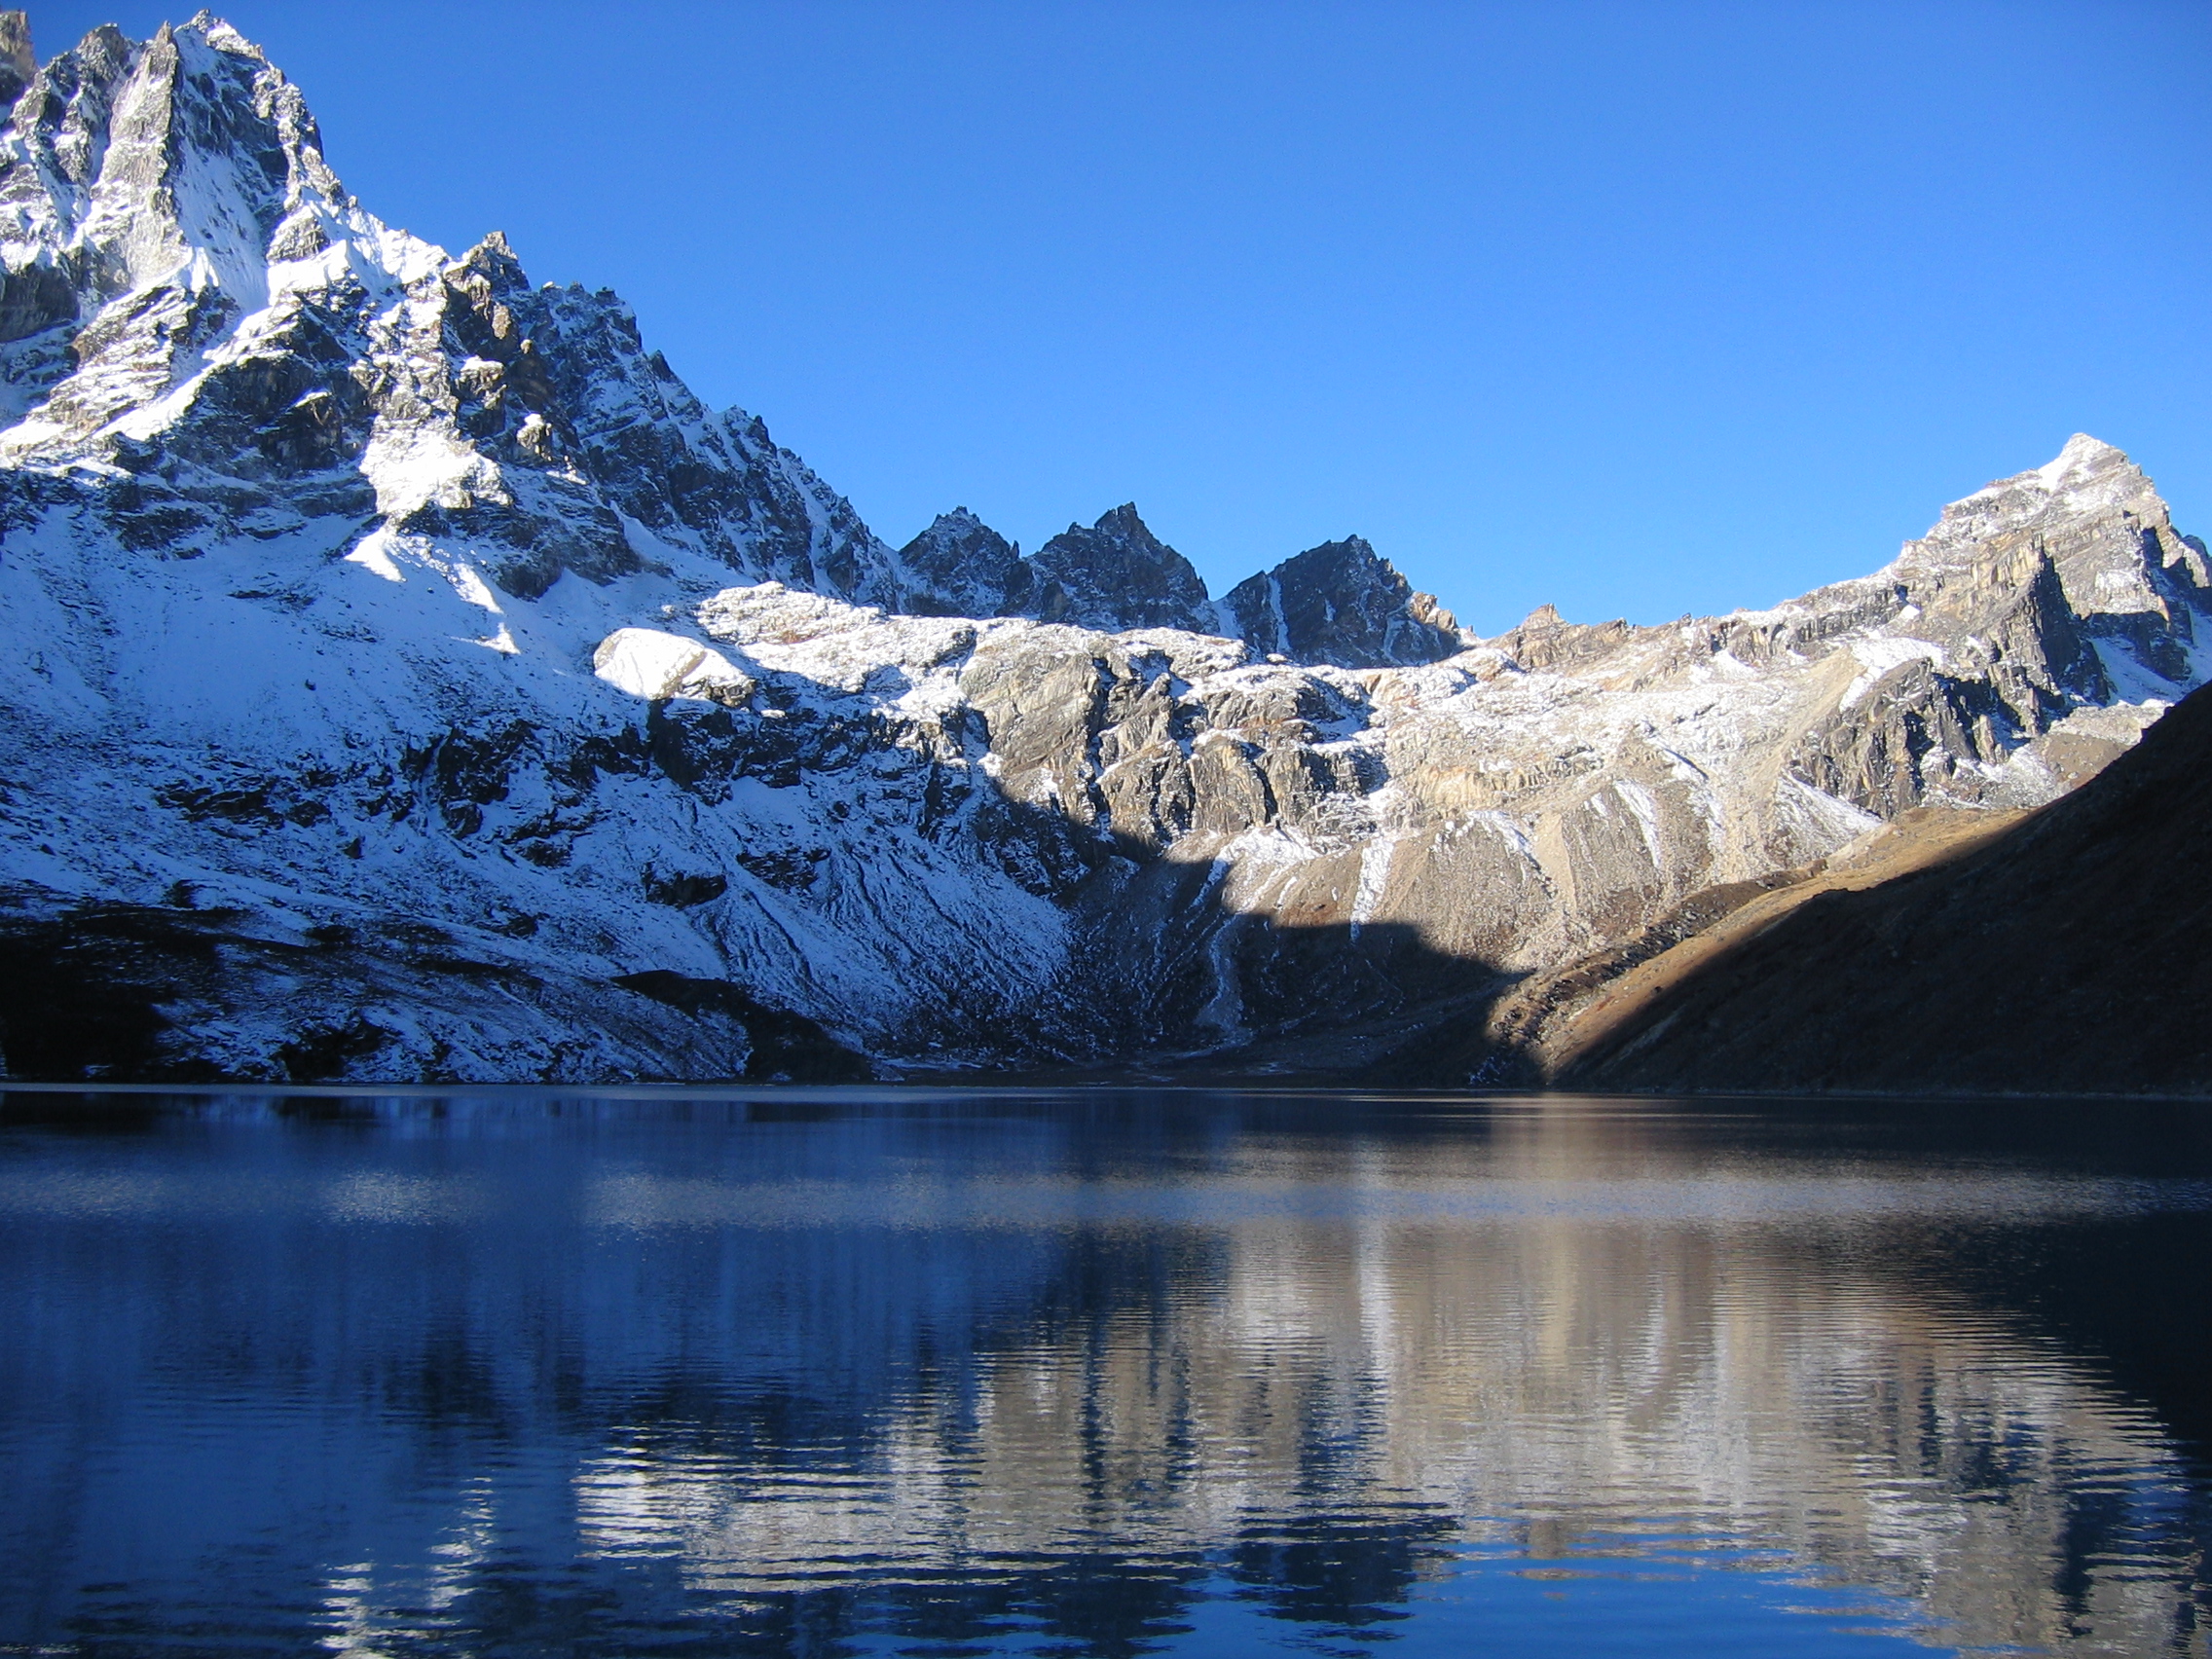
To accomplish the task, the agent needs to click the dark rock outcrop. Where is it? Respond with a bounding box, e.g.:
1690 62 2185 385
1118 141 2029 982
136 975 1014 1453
896 507 1027 617
1025 503 1212 633
898 511 1461 665
1216 535 1462 667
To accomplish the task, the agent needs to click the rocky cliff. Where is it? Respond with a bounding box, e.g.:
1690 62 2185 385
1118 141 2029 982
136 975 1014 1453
2 12 2206 1084
1216 535 1462 668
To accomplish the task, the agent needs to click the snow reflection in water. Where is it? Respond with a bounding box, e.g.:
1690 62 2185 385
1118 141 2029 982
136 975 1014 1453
0 1090 2206 1658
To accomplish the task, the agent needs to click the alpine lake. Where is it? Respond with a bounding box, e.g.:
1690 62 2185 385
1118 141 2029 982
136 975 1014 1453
2 1088 2207 1659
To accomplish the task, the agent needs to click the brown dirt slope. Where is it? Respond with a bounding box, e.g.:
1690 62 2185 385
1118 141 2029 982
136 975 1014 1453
1544 682 2212 1096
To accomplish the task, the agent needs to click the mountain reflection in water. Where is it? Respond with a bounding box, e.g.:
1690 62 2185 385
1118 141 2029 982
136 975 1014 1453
0 1091 2206 1658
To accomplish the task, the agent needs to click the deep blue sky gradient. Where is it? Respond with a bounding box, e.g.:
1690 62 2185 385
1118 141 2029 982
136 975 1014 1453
27 1 2212 633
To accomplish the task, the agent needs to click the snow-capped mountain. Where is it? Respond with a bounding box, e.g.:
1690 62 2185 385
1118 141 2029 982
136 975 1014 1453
1 12 2205 1083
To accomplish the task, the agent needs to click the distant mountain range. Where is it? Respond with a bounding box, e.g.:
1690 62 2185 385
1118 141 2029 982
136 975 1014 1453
2 12 2206 1088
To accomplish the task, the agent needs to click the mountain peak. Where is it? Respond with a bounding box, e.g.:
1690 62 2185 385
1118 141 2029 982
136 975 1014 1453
2036 431 2131 490
1897 433 2204 638
896 508 1025 618
1216 535 1461 667
0 5 350 354
1944 434 2140 514
453 231 532 301
0 14 908 602
1025 504 1211 633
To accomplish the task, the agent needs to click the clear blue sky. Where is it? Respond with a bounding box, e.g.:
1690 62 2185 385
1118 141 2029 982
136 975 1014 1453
26 1 2212 634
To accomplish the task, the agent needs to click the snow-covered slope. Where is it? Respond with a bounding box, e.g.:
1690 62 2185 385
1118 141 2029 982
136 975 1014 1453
1 13 2206 1082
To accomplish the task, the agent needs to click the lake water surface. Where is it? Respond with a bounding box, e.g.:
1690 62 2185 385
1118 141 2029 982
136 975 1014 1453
1 1088 2207 1658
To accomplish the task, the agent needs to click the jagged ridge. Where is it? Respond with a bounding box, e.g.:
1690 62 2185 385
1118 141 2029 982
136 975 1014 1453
0 12 2205 1084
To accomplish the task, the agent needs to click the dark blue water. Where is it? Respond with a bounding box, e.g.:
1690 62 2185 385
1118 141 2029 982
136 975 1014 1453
1 1089 2208 1658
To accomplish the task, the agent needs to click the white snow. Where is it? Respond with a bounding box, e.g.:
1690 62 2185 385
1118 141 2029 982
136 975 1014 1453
1612 780 1663 859
1840 636 1946 710
593 629 753 704
0 15 2203 1080
1348 836 1395 940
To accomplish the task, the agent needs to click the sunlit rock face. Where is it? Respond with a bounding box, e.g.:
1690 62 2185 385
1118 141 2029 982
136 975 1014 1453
1 13 2208 1081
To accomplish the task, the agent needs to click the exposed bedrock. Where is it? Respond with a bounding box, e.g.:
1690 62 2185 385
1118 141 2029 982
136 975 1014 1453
1216 535 1462 668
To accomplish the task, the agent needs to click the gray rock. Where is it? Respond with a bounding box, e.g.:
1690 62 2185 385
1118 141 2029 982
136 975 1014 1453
0 10 31 105
1025 503 1212 633
1216 535 1462 667
896 507 1026 617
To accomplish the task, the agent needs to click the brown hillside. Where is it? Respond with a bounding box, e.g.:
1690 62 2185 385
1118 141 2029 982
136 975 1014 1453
1544 682 2212 1095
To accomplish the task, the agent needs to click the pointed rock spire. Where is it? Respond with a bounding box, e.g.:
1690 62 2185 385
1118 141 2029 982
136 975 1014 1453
1216 535 1461 667
896 507 1028 617
1899 434 2209 652
1024 503 1212 633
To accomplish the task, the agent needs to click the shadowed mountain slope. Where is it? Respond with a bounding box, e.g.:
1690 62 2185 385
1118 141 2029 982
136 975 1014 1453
1530 681 2212 1095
